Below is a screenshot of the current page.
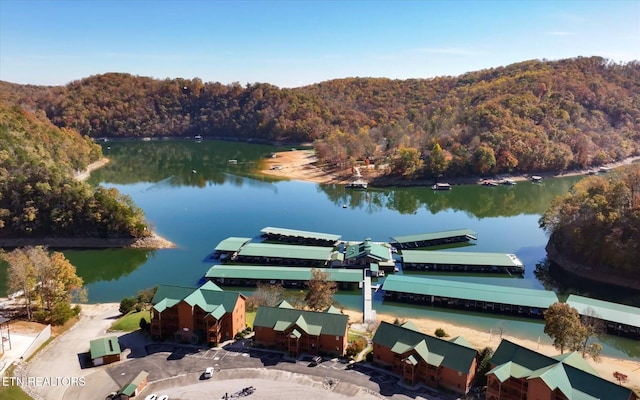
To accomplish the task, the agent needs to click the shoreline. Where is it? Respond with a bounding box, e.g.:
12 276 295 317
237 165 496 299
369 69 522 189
259 149 640 186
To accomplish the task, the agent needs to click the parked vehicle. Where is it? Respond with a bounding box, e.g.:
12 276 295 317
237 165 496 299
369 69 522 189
203 367 214 379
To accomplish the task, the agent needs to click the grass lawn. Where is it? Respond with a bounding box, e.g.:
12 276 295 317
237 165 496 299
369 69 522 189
246 310 256 328
109 310 150 332
0 385 33 400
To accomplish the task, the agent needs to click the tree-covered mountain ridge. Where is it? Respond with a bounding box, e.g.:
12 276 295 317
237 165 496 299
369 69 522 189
0 99 149 240
3 56 640 177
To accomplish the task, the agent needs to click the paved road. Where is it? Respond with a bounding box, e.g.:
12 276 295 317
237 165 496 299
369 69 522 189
17 305 459 400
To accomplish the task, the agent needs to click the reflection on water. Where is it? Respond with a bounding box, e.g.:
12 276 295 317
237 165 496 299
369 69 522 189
0 140 638 360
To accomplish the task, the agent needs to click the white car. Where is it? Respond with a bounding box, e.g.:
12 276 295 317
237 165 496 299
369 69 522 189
203 367 214 379
157 396 169 400
144 395 158 400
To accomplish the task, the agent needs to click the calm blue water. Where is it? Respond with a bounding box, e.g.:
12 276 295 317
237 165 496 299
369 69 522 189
2 140 638 359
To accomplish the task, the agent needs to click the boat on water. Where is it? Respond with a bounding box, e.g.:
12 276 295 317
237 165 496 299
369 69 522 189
194 135 203 141
482 180 498 187
346 180 368 189
431 183 452 190
530 175 543 183
500 178 516 185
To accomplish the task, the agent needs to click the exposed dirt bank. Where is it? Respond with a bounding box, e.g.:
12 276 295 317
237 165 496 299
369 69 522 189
546 240 640 292
0 233 176 250
259 150 640 187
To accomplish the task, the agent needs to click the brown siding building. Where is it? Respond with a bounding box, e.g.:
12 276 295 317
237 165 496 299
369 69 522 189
372 320 478 396
486 339 638 400
150 281 245 346
253 301 348 357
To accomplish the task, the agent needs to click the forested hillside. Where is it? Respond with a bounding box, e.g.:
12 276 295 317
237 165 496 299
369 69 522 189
0 100 149 239
540 164 640 277
3 56 640 177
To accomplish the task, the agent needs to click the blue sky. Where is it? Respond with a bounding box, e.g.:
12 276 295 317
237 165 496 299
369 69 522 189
1 0 639 87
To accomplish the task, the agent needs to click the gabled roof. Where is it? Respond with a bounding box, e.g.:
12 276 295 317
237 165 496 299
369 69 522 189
90 336 121 359
345 238 392 262
254 304 348 337
152 282 242 320
488 340 635 400
390 229 477 244
205 265 362 283
260 227 341 242
373 321 477 373
382 275 558 309
566 294 640 329
237 242 334 261
401 250 523 268
120 370 148 396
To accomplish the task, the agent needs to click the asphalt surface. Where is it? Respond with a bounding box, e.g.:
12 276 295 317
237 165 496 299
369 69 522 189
15 304 461 400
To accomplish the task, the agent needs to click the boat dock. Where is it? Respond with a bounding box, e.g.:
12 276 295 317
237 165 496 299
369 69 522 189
566 295 640 339
390 229 477 249
400 250 525 274
381 275 558 318
205 265 361 290
260 226 341 246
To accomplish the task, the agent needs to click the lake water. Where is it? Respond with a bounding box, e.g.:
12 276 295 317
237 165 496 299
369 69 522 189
1 139 638 359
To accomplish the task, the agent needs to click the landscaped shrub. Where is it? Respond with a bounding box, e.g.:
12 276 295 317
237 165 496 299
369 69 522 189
434 328 449 338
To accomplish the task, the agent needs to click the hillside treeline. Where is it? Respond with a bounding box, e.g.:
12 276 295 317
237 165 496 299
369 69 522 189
3 56 640 177
540 164 640 274
0 100 149 238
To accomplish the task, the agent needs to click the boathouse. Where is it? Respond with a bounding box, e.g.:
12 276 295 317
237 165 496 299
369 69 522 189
253 301 348 357
381 275 557 318
210 236 252 261
486 339 637 400
342 238 395 270
260 227 341 247
150 281 245 346
566 295 640 339
372 320 478 395
390 229 477 249
232 242 335 266
205 265 361 290
401 250 525 274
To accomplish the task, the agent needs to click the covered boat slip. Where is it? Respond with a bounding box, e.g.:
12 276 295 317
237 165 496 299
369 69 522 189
260 226 342 246
208 236 253 260
232 242 335 266
382 275 557 318
566 295 640 339
205 265 362 290
401 250 525 274
390 229 478 249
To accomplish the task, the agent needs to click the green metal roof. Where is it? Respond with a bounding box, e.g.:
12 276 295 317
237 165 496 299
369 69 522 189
345 239 392 262
120 370 148 396
89 336 121 359
382 275 558 308
254 305 348 337
237 242 334 261
261 226 341 241
214 237 252 251
566 294 640 329
390 229 477 244
152 281 242 320
205 265 362 283
401 250 523 267
373 321 477 373
489 340 634 400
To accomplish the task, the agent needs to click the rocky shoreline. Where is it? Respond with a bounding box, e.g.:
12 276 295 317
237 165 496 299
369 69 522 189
545 240 640 292
0 233 176 250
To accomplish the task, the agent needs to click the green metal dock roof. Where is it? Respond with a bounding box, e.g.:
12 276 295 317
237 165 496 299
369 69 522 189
566 295 640 328
214 237 252 252
382 275 558 309
89 336 121 359
206 265 363 283
390 229 477 244
401 250 523 267
237 242 334 261
261 227 341 241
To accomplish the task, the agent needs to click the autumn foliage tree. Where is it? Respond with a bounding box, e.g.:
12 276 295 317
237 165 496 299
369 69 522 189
543 302 602 360
304 268 337 311
1 246 84 325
